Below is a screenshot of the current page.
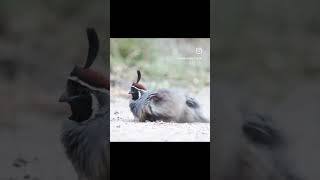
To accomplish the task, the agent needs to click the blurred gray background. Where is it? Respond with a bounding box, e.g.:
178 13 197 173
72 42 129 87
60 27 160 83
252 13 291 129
0 1 108 179
212 0 320 179
213 0 320 82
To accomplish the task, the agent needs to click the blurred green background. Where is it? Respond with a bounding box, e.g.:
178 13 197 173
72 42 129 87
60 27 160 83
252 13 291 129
110 38 210 94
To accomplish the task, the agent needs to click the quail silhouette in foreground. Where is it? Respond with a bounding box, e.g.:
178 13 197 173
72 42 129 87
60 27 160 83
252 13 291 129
128 70 209 123
213 110 302 180
59 28 109 180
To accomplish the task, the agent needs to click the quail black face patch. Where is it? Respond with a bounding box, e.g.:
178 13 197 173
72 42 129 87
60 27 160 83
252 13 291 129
64 80 93 122
130 86 141 100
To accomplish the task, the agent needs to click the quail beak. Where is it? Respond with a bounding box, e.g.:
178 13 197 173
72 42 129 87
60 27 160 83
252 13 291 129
59 91 70 102
59 92 83 103
128 91 132 94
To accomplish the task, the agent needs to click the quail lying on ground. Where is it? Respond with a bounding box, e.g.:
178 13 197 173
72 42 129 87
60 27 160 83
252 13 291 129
129 70 209 123
59 28 109 180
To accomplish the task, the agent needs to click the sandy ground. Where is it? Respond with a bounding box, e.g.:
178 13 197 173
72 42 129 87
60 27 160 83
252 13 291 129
110 87 210 142
0 110 76 180
0 84 80 179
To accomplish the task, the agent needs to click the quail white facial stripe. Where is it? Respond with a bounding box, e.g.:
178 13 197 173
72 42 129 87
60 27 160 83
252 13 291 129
69 76 109 94
131 85 146 92
89 93 99 120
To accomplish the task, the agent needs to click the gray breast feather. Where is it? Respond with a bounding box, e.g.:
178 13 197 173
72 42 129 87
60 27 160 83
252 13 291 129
61 113 109 180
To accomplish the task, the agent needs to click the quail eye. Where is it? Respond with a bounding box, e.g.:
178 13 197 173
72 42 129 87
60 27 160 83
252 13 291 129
67 80 90 97
79 88 89 94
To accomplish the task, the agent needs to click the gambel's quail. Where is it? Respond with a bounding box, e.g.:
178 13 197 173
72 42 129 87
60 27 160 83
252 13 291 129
129 70 209 123
59 28 109 180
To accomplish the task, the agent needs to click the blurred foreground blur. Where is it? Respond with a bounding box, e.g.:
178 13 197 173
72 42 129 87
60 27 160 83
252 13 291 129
0 1 107 179
212 1 320 179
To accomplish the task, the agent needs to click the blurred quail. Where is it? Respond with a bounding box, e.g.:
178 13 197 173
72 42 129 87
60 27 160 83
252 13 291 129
129 70 208 123
59 28 109 180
